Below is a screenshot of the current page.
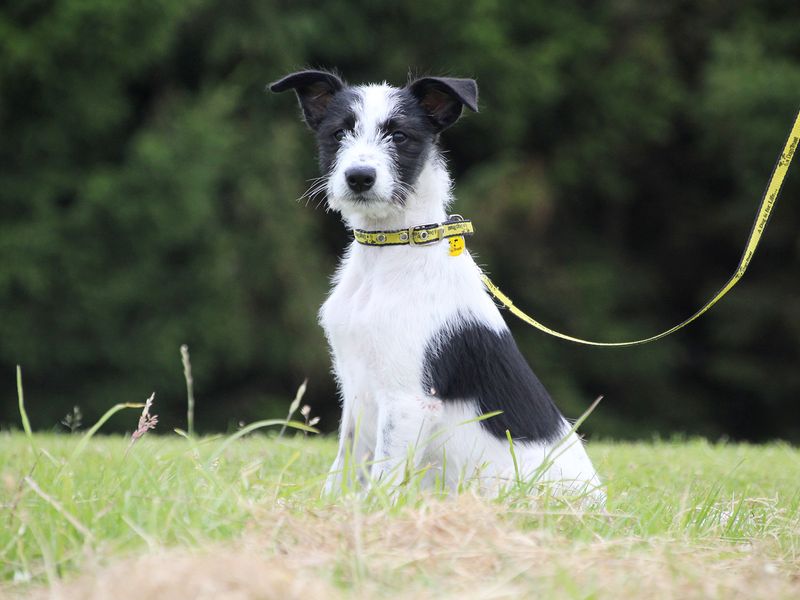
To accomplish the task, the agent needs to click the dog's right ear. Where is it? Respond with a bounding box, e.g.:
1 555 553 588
269 70 345 131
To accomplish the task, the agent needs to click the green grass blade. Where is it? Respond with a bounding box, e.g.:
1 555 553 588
16 365 32 439
67 403 144 463
209 419 318 465
505 429 521 485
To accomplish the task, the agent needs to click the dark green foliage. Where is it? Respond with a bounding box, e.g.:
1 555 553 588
1 0 798 440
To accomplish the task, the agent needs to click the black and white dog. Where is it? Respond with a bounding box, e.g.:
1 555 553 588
271 70 603 501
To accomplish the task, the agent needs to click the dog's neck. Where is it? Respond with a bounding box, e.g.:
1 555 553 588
342 156 453 232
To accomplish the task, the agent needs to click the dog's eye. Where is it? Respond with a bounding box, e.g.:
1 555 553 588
391 131 407 144
334 129 347 142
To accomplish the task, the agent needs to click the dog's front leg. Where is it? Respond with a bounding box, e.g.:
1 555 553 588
324 386 377 496
370 394 443 490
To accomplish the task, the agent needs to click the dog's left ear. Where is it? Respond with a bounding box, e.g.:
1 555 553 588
408 77 479 132
269 70 345 130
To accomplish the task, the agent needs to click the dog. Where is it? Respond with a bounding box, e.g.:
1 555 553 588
271 70 604 502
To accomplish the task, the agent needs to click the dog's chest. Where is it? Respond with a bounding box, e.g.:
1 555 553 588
320 246 456 384
319 245 507 390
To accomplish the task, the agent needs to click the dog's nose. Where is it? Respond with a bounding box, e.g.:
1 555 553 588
345 166 376 193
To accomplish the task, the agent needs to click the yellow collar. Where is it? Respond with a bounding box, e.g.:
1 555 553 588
352 216 474 247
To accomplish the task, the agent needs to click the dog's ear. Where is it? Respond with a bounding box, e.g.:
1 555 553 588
269 70 345 130
408 77 478 132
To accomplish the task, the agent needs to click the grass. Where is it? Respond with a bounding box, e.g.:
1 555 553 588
1 431 799 599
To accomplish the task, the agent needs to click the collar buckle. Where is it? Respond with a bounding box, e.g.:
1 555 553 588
408 224 444 246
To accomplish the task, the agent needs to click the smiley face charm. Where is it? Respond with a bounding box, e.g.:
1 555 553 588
448 235 465 257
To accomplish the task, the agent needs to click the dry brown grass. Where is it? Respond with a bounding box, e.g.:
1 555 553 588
14 494 799 600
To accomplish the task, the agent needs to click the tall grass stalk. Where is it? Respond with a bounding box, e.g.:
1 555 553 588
180 344 195 437
16 365 32 440
279 379 308 437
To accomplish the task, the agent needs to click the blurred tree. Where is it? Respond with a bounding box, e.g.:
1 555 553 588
1 0 798 440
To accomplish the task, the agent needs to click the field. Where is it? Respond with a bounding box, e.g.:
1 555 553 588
1 427 799 599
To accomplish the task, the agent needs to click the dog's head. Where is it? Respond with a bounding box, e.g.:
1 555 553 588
270 70 478 221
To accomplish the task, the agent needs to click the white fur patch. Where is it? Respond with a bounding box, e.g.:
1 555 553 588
326 85 402 222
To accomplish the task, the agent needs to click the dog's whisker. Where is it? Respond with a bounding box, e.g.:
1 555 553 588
299 178 331 209
301 180 328 198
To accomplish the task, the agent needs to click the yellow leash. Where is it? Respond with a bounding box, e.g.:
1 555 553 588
481 108 800 347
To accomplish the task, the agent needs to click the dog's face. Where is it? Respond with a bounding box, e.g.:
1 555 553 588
271 71 478 221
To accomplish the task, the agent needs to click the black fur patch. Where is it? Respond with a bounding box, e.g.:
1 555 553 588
315 88 359 176
423 322 565 443
383 89 438 199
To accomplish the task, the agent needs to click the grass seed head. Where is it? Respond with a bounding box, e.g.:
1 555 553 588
125 393 159 456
